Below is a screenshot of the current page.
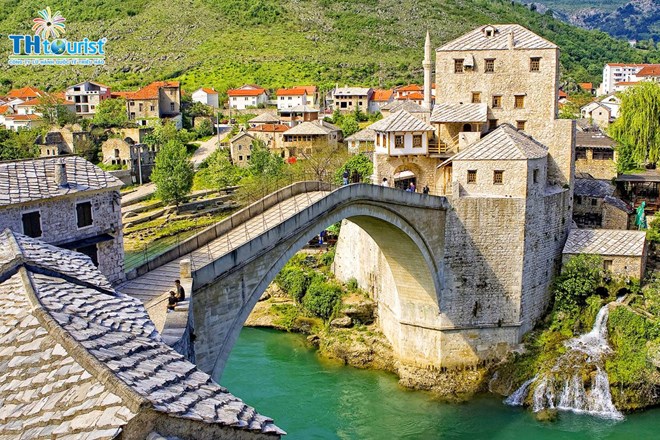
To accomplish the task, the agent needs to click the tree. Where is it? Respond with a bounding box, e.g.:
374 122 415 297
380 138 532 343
151 139 194 205
144 120 193 147
92 98 129 128
340 115 360 138
336 153 373 183
197 148 243 189
36 96 78 127
195 118 214 137
248 140 285 178
610 82 660 166
0 128 40 160
553 254 603 312
296 141 349 182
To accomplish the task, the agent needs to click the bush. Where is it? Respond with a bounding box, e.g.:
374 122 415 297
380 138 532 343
553 254 603 312
302 279 343 320
346 277 358 291
276 266 312 303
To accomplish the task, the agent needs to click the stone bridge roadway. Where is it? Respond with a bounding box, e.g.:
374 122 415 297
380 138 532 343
119 182 449 379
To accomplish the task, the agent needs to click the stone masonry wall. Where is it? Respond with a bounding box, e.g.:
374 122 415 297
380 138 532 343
563 254 645 280
373 153 439 192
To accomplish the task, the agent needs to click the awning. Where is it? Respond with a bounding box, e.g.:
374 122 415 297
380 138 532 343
58 233 114 250
394 170 415 181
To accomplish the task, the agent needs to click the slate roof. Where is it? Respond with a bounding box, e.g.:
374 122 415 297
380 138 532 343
380 100 427 113
345 127 376 142
284 120 340 136
0 156 123 207
0 229 284 439
576 132 616 149
248 112 280 124
563 228 646 257
603 195 633 214
369 110 434 133
450 124 548 161
431 103 488 123
333 87 371 96
438 24 557 51
282 105 319 113
574 178 614 198
230 132 255 143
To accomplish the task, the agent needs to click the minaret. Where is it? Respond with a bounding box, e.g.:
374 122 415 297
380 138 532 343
423 30 433 111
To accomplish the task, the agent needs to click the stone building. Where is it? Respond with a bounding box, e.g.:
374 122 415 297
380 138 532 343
230 131 256 166
126 81 182 128
575 131 617 180
36 131 72 157
248 112 280 127
563 228 648 279
101 138 158 184
0 230 283 439
332 87 373 113
335 25 575 371
345 127 376 154
0 156 125 284
282 120 342 157
573 177 631 229
248 123 289 156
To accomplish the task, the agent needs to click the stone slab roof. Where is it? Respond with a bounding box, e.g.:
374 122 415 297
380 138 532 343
380 100 427 113
369 110 434 133
284 120 340 136
574 178 614 198
248 112 280 124
0 229 283 439
333 87 371 96
451 124 548 161
431 103 487 123
604 195 633 214
563 228 646 257
617 170 660 183
345 127 376 142
438 24 557 51
0 156 122 207
576 132 615 149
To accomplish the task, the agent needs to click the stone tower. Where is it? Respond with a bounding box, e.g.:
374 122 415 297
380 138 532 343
423 30 433 110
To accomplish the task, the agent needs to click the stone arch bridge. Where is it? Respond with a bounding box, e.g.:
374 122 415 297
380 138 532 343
120 182 453 379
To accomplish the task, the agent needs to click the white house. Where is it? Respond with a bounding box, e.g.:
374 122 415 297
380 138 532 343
599 94 621 119
227 85 269 110
368 89 394 113
371 110 435 157
65 81 112 118
276 87 308 111
580 102 612 129
599 63 660 95
3 114 43 131
192 87 219 109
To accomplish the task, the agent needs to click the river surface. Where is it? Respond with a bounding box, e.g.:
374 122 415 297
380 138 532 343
221 328 660 440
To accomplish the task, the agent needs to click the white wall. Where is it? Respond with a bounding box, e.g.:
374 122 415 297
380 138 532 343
375 131 429 156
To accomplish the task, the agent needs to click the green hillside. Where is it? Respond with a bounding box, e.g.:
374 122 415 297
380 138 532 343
0 0 656 97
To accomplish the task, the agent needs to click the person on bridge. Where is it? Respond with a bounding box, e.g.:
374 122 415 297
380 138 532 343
381 178 389 187
342 169 349 186
319 230 327 245
175 279 186 301
423 185 430 195
408 182 416 192
167 291 178 312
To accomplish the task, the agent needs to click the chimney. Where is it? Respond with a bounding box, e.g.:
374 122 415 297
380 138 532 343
508 31 515 50
54 161 67 187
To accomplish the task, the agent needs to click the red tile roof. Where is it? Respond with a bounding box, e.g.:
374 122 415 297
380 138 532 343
18 96 75 106
398 91 424 100
276 87 307 97
110 91 133 99
578 82 594 90
200 87 218 94
615 81 638 86
127 81 180 100
228 87 266 97
6 114 41 121
0 105 10 114
372 89 393 101
396 84 423 92
558 90 568 98
7 86 44 99
606 63 647 67
637 65 660 77
301 86 317 95
248 124 289 133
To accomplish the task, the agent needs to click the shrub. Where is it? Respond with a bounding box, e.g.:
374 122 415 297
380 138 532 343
302 279 343 320
553 254 603 312
276 266 312 303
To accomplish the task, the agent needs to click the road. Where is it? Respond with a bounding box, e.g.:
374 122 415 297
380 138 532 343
191 136 219 169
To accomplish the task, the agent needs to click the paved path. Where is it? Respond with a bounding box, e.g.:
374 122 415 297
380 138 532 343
118 191 329 304
121 182 156 206
191 137 219 169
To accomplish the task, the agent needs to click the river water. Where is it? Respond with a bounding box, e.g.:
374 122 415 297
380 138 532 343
221 328 660 440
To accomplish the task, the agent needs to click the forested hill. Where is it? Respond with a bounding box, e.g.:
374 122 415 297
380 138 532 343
0 0 658 96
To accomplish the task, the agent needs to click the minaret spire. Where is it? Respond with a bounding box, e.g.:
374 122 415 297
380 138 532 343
423 30 433 110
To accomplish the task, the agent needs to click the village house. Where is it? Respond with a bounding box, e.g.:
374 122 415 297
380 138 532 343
563 228 647 279
228 85 269 110
3 114 43 131
600 63 649 95
0 103 14 127
36 131 73 157
14 95 76 119
192 87 219 108
101 127 155 183
65 81 112 118
229 131 256 166
580 101 612 129
599 93 621 118
125 81 182 128
3 86 45 109
279 105 319 126
578 82 596 95
248 123 289 156
248 112 280 127
282 120 342 157
573 177 631 229
346 127 376 154
0 156 125 283
636 64 660 83
616 170 660 216
332 86 373 113
380 100 430 122
276 87 313 110
575 131 617 180
368 89 394 113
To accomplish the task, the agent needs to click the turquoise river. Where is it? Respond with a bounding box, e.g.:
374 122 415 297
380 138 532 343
221 328 660 440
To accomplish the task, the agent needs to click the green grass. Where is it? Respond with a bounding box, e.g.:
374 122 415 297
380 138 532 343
0 0 657 94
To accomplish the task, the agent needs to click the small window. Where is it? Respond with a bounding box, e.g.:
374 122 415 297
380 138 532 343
22 211 42 238
129 101 135 106
471 92 481 104
150 104 155 111
485 59 495 73
239 155 243 161
467 170 477 184
593 150 614 160
516 120 526 131
575 195 582 205
454 59 464 73
492 95 502 108
603 260 613 272
170 103 175 111
514 95 525 109
488 119 498 131
238 145 242 151
395 135 404 148
413 135 422 148
493 170 504 184
530 57 541 72
77 244 99 266
138 103 143 111
591 198 598 206
76 202 93 228
576 148 587 160
533 168 539 184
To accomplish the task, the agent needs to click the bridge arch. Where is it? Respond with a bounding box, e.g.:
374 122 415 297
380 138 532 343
190 184 447 378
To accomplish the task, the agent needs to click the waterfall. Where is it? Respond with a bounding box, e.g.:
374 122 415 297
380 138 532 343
504 303 624 420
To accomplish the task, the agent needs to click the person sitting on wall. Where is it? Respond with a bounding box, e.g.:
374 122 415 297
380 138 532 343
167 291 178 312
381 178 389 187
342 169 349 185
175 279 186 301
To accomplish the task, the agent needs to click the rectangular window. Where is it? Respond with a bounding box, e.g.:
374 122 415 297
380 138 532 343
533 168 539 184
603 260 613 272
488 119 498 131
22 211 42 238
129 101 135 106
467 170 477 184
76 202 93 228
454 59 464 73
516 120 526 131
530 57 541 72
576 195 582 205
593 150 614 160
484 58 495 73
591 198 598 206
576 148 587 160
413 135 423 148
471 92 481 104
395 135 404 148
150 104 155 111
492 95 502 108
138 103 143 112
493 170 504 184
170 103 175 111
77 244 99 266
514 95 525 109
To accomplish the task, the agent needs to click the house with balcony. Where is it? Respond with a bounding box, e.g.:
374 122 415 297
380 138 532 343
248 123 289 156
279 105 319 126
65 81 112 118
430 103 487 156
282 120 342 158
